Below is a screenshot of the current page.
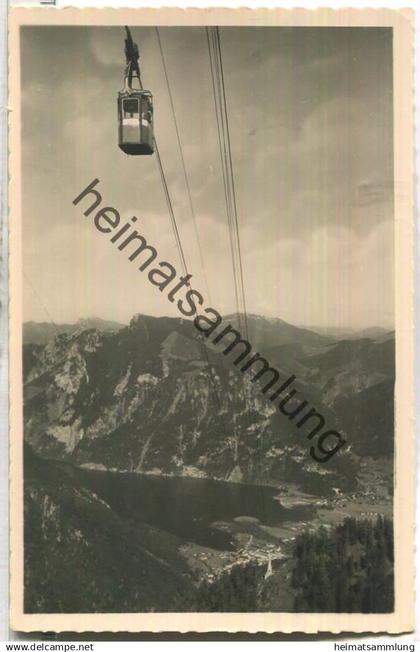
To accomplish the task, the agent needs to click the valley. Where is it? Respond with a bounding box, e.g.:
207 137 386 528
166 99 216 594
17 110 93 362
22 312 395 613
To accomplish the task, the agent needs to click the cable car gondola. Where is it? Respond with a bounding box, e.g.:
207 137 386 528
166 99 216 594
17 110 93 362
118 27 154 156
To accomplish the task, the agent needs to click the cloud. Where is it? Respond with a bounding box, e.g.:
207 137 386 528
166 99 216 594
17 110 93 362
21 26 394 328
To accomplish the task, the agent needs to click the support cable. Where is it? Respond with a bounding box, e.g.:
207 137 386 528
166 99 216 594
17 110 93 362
155 27 212 305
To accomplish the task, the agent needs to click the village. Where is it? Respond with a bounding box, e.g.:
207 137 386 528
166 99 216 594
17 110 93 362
182 530 291 586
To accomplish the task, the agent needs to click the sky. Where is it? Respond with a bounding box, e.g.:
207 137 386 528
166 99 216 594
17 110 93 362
21 26 394 329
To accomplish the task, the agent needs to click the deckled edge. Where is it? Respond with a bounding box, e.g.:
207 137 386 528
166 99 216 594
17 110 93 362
7 5 415 634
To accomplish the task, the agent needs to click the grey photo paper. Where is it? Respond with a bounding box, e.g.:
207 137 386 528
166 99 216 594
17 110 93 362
8 6 414 633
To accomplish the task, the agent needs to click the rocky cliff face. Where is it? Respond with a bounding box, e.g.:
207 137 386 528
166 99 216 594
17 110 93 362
23 314 395 493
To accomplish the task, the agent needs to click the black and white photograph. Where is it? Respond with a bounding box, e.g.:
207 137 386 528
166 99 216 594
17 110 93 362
8 7 414 634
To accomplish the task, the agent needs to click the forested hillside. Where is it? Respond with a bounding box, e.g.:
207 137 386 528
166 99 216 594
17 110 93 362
187 517 394 613
290 516 394 612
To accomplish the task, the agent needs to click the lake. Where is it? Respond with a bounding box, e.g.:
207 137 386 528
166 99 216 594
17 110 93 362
76 468 315 551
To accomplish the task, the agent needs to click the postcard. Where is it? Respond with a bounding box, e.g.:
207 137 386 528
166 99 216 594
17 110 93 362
8 7 414 633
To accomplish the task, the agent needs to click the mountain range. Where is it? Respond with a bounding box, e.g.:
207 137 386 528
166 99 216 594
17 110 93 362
23 313 395 493
23 312 395 613
23 318 125 346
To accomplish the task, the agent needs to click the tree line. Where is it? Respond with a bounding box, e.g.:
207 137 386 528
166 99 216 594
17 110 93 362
291 516 394 612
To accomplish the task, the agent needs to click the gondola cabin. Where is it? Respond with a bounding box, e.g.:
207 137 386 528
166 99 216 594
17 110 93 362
118 90 154 155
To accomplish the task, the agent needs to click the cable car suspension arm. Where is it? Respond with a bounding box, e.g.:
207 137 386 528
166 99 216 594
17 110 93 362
124 26 141 91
